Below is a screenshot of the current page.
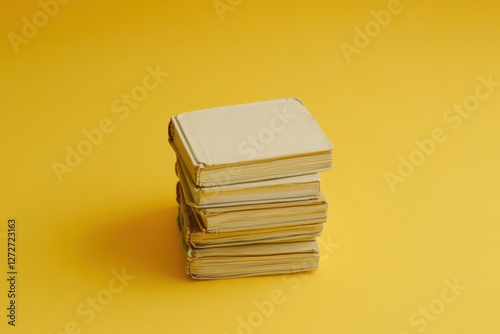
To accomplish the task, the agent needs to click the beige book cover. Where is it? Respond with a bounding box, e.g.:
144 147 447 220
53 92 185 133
169 98 333 187
176 182 328 232
175 159 320 207
178 184 323 248
184 239 320 279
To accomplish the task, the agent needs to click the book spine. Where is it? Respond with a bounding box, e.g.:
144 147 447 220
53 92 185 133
168 117 203 187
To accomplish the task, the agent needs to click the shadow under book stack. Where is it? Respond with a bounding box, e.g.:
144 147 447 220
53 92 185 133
168 98 333 279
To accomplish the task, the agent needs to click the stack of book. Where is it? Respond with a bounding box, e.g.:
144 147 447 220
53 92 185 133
168 98 333 279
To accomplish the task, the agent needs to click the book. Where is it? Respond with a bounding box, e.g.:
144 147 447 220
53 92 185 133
169 98 333 187
178 205 320 279
183 240 320 279
177 182 328 233
175 159 321 207
177 182 323 248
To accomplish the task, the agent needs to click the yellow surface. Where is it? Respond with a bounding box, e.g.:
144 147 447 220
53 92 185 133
1 0 499 333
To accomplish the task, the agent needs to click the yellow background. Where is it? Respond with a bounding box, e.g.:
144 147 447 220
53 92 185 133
1 0 499 333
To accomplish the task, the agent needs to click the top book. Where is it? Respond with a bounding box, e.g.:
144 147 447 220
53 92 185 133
169 98 333 187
